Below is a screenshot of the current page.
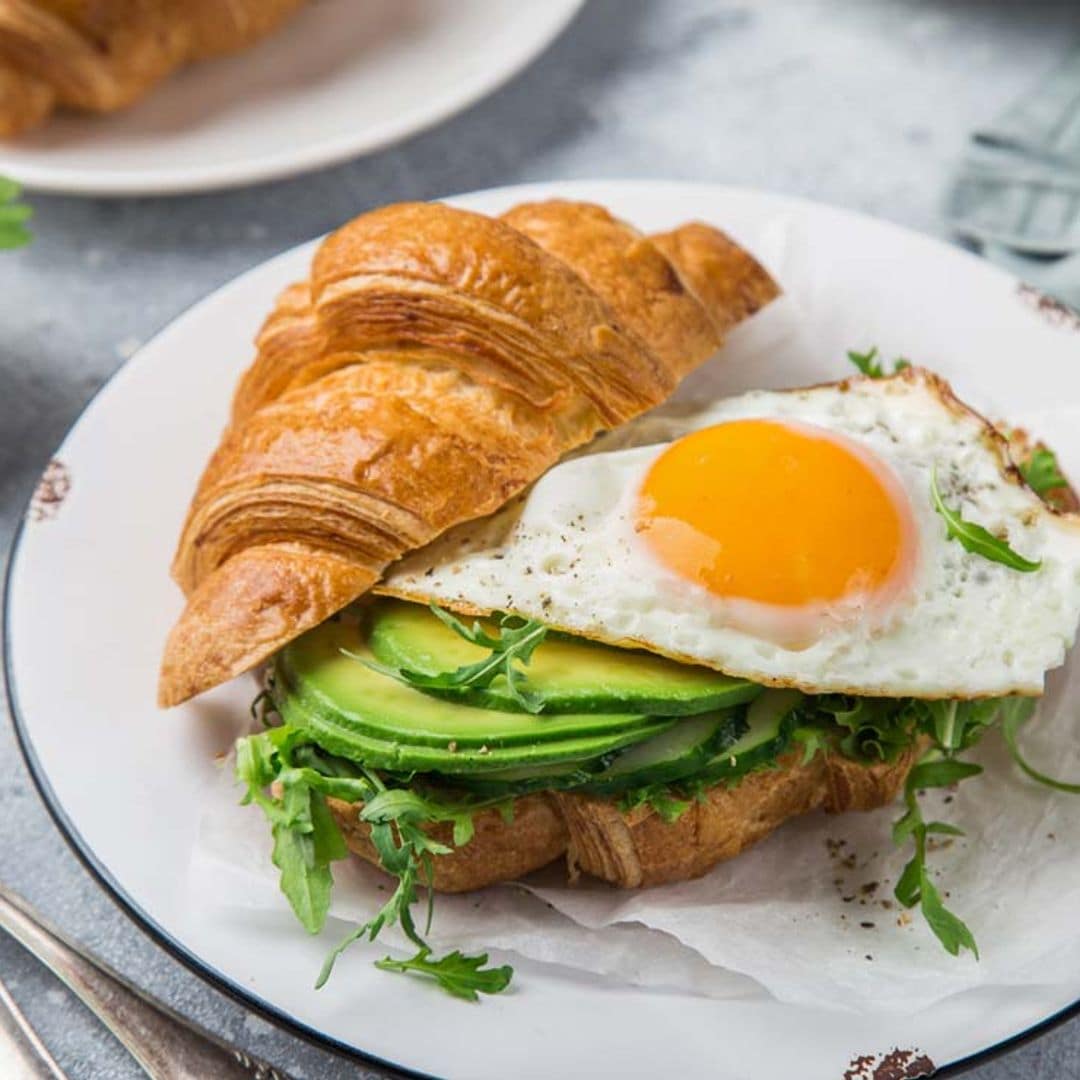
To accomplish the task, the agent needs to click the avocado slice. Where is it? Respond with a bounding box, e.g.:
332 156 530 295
274 615 675 773
368 599 762 715
279 616 664 748
276 690 671 775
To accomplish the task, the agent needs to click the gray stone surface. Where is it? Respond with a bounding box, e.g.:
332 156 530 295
1 1 1079 1076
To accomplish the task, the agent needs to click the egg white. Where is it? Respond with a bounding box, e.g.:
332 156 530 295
379 370 1080 698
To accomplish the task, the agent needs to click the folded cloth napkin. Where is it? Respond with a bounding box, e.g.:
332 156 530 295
972 46 1080 167
947 44 1080 310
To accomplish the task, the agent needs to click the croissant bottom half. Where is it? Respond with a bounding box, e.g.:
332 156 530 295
326 747 920 893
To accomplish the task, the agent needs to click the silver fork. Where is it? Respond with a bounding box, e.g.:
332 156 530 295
0 883 291 1080
0 971 66 1079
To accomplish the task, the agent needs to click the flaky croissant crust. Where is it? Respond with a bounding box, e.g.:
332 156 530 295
160 198 779 706
0 0 309 136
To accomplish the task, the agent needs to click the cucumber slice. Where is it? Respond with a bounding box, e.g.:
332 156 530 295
368 599 761 715
279 615 661 749
276 690 675 776
450 757 609 796
582 710 747 795
696 689 803 783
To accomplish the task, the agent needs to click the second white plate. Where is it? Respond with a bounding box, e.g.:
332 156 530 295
0 0 583 196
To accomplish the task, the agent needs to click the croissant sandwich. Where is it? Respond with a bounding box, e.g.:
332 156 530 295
167 197 1080 1000
0 0 309 136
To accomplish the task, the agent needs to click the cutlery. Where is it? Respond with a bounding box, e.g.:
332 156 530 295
0 972 66 1079
0 883 290 1080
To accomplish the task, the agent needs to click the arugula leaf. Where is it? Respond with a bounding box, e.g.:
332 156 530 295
0 178 32 249
272 813 334 933
925 822 966 838
1019 447 1067 499
883 696 1027 958
359 605 549 713
925 700 961 753
618 784 693 824
890 694 1080 955
847 347 884 377
916 698 1000 755
317 868 417 987
792 725 831 765
362 787 471 855
376 949 513 1002
236 731 352 934
891 752 980 958
1001 697 1080 793
893 850 922 907
310 786 349 865
930 467 1041 572
803 695 917 762
918 868 979 957
316 781 512 998
907 758 983 789
236 728 279 797
847 347 910 379
237 720 514 1000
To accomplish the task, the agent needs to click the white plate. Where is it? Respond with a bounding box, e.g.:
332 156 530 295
0 0 583 196
8 181 1080 1079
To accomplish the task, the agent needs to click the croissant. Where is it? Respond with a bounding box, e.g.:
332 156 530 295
159 198 779 707
0 0 309 136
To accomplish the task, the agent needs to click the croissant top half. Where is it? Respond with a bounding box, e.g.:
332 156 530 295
159 198 779 707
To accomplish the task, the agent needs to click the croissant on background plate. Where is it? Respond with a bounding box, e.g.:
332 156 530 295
0 0 310 136
160 198 780 709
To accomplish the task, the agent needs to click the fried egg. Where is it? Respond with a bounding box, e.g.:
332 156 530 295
379 369 1080 698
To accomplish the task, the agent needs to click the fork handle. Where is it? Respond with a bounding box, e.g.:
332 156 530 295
0 885 289 1080
0 976 66 1079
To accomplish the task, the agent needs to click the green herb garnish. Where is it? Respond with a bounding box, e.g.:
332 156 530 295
888 701 998 959
892 755 979 958
847 347 911 379
235 727 353 934
807 695 919 762
1001 697 1080 794
236 725 513 1001
360 604 549 713
930 466 1041 572
792 725 831 766
375 949 512 1002
887 696 1080 956
618 784 692 824
0 178 32 249
1019 446 1068 500
661 691 1078 957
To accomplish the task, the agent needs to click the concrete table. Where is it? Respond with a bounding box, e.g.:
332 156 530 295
1 1 1078 1076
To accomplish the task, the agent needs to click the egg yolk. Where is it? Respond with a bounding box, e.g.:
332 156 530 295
636 419 914 611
